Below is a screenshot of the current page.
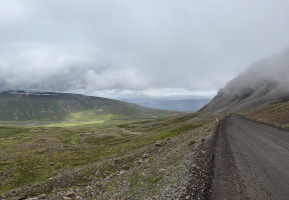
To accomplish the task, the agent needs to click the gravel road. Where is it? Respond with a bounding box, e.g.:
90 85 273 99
210 114 289 200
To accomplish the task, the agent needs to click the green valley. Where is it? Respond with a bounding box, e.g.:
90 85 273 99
0 91 216 199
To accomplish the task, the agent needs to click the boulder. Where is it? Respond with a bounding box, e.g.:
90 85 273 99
143 153 150 159
155 141 162 147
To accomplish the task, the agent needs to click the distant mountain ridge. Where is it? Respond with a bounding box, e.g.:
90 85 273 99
0 91 169 121
201 48 289 112
129 99 211 111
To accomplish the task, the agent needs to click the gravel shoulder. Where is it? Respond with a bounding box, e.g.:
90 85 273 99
210 114 289 200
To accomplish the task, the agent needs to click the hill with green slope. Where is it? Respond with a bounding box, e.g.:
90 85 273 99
0 91 171 121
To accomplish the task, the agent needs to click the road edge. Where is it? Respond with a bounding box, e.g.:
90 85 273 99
181 119 221 199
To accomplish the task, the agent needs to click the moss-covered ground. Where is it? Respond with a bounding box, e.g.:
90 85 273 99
0 112 215 199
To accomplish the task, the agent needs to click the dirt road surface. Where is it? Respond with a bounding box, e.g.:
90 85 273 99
210 114 289 200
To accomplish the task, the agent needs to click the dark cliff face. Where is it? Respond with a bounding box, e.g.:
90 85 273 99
201 48 289 112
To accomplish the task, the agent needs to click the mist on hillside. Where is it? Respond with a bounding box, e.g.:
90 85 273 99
201 48 289 112
219 48 289 98
1 1 289 103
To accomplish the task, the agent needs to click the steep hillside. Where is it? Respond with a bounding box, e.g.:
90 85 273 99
201 48 289 112
243 100 289 130
0 91 170 121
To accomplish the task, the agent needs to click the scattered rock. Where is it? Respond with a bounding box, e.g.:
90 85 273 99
141 121 166 128
65 191 76 198
105 174 114 179
27 198 38 200
192 164 197 168
159 168 166 172
186 195 190 199
38 194 47 199
63 197 71 200
134 157 146 166
133 161 139 167
118 170 126 175
143 153 150 159
122 164 129 170
95 171 102 177
94 181 101 186
155 141 162 147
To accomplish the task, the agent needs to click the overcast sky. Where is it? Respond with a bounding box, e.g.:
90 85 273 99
1 0 289 100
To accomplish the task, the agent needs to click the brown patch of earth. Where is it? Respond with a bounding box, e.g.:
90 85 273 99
244 101 289 129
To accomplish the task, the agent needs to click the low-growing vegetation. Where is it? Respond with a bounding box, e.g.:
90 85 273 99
188 140 197 146
154 123 205 140
0 111 215 199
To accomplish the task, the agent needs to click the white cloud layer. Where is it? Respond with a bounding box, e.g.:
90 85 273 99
0 0 289 98
88 88 217 101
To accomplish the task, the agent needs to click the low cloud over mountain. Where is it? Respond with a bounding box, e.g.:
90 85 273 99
201 48 289 112
1 0 289 97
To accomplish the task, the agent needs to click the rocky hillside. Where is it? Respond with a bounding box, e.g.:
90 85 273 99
0 91 170 121
201 48 289 112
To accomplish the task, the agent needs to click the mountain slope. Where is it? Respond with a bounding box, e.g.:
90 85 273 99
201 48 289 112
0 91 170 121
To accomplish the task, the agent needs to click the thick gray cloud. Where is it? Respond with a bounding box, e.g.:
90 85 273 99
1 0 289 98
